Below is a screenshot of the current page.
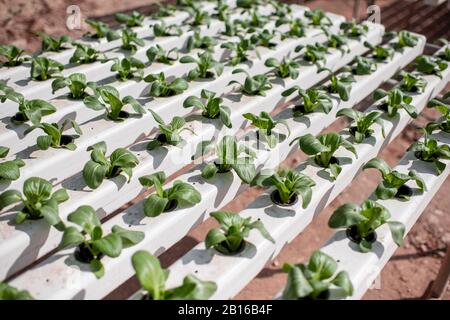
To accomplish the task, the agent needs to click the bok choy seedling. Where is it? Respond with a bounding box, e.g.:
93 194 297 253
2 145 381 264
221 38 258 66
328 200 405 252
147 111 194 150
336 108 385 143
350 56 377 75
120 29 145 53
364 41 393 62
24 119 82 151
322 72 355 101
205 211 274 255
30 56 64 81
275 18 305 40
374 88 417 118
114 11 144 27
340 20 368 39
408 132 450 175
250 29 277 49
70 43 107 64
295 43 328 67
59 205 144 278
391 30 418 51
415 55 448 78
144 73 188 97
228 69 272 96
153 22 182 37
180 51 224 81
185 6 212 27
186 30 218 52
0 45 27 67
111 57 145 81
281 87 332 117
397 71 427 93
426 92 450 133
304 9 332 26
146 45 178 65
85 19 119 41
0 147 25 182
37 32 72 52
265 57 300 79
52 73 97 99
243 111 290 148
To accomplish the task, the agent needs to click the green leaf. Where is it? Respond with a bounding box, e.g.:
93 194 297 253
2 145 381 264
250 220 275 243
23 177 52 203
36 135 53 150
143 194 169 217
132 250 168 300
299 134 328 155
328 203 365 228
205 228 227 249
0 190 22 210
387 221 405 247
111 225 145 246
59 226 84 248
93 233 122 257
83 160 108 189
90 259 105 279
233 163 256 184
67 205 101 235
41 202 61 226
331 271 353 296
166 275 217 300
201 162 218 180
282 264 314 299
308 250 337 280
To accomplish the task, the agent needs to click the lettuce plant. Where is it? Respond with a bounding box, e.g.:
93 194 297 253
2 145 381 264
364 41 393 62
0 177 68 228
282 87 332 117
397 71 427 93
244 111 290 148
336 108 385 143
351 56 377 75
221 38 257 66
415 55 448 78
37 32 72 52
265 57 300 79
132 251 217 300
147 110 194 150
146 45 178 65
180 52 224 81
363 157 426 200
30 56 64 81
293 132 357 180
183 89 231 128
205 211 274 255
250 29 277 49
139 171 201 216
120 29 145 53
70 43 107 64
111 57 145 81
254 167 315 208
304 9 331 26
0 82 56 124
115 11 144 27
59 205 144 278
328 200 405 252
228 69 272 96
201 135 256 184
82 141 139 189
185 7 211 27
323 72 355 101
296 43 328 67
340 21 368 38
145 73 188 97
24 119 82 151
0 45 26 67
85 19 119 41
153 22 182 37
282 250 353 300
0 147 25 182
186 30 217 52
374 88 417 118
0 283 33 300
426 92 450 133
84 85 145 121
52 73 97 99
408 133 450 175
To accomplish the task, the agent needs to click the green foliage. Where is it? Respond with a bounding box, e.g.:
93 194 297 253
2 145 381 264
146 45 178 65
0 45 26 67
30 56 64 81
69 43 107 64
115 11 144 27
408 132 450 175
52 73 97 99
0 146 25 182
243 111 290 148
85 19 120 41
336 108 385 143
373 88 417 118
37 32 72 52
144 72 188 97
111 57 145 81
180 52 224 81
228 69 272 96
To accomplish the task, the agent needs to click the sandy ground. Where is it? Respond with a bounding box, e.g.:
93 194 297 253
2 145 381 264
1 0 449 300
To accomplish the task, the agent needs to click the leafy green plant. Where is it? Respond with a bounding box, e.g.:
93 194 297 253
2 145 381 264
236 0 258 9
146 45 178 65
243 111 290 148
0 147 25 182
392 31 418 50
397 71 427 93
270 0 292 17
408 132 450 175
374 88 417 118
85 19 120 41
328 199 405 252
37 32 72 52
153 22 182 37
304 8 332 26
0 44 26 67
0 82 56 124
147 110 194 150
183 89 231 128
282 250 353 300
415 55 448 78
336 108 385 143
282 87 332 117
364 41 393 62
265 57 300 79
323 72 355 101
221 38 257 66
322 28 348 52
426 92 450 133
69 43 107 64
340 21 368 38
205 211 274 254
151 3 176 19
84 85 145 121
0 177 68 228
246 9 269 28
351 56 377 75
186 30 217 52
144 72 188 97
132 250 217 300
222 18 241 37
436 43 450 61
213 1 230 21
185 7 211 27
30 56 64 81
115 11 144 27
24 119 82 151
180 51 224 81
250 29 277 48
82 141 139 189
139 171 201 217
111 57 145 81
201 135 256 184
254 167 315 208
363 157 426 200
228 69 272 96
52 73 97 99
293 132 357 180
59 205 144 278
120 29 145 53
0 283 33 300
296 43 328 66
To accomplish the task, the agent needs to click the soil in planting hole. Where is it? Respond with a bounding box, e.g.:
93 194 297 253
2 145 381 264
214 162 232 173
314 156 339 168
163 199 178 213
107 110 130 121
60 135 75 146
215 240 246 256
349 126 371 139
395 185 413 199
270 190 298 207
11 112 27 124
346 225 377 244
292 104 312 115
75 243 104 264
377 102 389 113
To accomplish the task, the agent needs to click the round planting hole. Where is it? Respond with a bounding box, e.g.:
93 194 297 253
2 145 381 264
346 225 377 244
214 162 231 173
377 103 388 112
414 151 434 163
11 112 27 124
74 243 103 264
156 133 168 144
349 126 371 139
293 104 309 115
107 110 130 121
60 135 75 146
270 190 298 207
215 240 246 256
395 185 413 199
163 199 178 213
